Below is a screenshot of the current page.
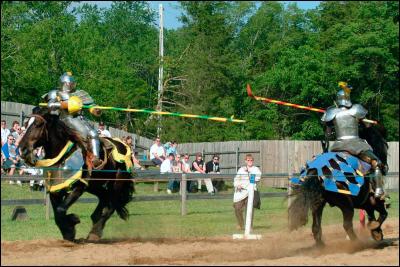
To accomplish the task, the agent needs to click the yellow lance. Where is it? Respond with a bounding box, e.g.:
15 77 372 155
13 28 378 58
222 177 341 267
247 83 378 125
39 98 245 123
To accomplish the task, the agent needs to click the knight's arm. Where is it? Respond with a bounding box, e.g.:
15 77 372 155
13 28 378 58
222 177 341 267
41 90 67 111
72 90 102 116
324 121 335 140
321 106 336 140
351 104 370 128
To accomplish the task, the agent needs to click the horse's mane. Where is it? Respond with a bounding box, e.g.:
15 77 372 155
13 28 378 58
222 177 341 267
46 114 84 149
359 122 389 167
32 107 85 148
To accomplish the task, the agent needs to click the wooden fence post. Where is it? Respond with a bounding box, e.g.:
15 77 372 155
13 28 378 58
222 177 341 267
181 173 187 216
288 169 293 207
235 146 239 171
19 110 24 125
45 186 51 220
287 140 293 209
260 142 263 173
154 181 159 192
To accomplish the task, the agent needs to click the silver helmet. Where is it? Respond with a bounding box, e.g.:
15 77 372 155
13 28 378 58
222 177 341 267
59 72 76 93
336 89 352 107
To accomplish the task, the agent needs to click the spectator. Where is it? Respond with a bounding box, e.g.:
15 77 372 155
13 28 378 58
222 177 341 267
164 141 178 156
191 152 211 193
168 153 183 193
160 153 174 194
15 126 26 147
124 136 144 170
181 153 191 173
1 134 24 183
1 151 5 175
233 154 262 230
193 154 217 195
10 121 21 141
1 120 11 146
172 154 183 173
181 153 193 192
205 154 222 192
150 137 166 166
98 121 111 138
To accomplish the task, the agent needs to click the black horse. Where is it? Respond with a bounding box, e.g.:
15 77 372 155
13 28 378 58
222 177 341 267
288 123 389 247
19 109 134 242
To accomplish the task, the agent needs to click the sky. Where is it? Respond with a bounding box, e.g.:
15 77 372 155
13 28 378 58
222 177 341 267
77 1 321 29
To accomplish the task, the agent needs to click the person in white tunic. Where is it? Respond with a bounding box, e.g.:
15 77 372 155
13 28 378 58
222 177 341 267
233 154 262 230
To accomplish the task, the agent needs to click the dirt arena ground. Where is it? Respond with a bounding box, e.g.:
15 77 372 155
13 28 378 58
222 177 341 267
2 219 398 266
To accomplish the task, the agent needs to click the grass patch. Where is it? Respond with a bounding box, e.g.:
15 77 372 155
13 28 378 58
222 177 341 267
1 181 398 241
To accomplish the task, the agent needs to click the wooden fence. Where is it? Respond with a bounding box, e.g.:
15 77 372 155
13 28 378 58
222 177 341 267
178 140 399 176
2 172 398 219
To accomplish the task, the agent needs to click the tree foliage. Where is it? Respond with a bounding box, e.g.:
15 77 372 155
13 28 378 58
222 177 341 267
1 1 398 141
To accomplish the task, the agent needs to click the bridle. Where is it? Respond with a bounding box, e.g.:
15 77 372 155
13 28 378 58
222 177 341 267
27 114 49 142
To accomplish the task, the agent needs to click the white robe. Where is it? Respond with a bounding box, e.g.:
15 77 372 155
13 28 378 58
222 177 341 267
233 166 262 203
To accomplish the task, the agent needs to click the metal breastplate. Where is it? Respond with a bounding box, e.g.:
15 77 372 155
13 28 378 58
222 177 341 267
322 104 367 141
333 107 361 140
334 110 359 140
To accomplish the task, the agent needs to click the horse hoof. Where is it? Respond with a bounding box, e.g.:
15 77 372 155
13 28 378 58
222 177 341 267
87 233 101 242
367 221 380 230
371 229 383 241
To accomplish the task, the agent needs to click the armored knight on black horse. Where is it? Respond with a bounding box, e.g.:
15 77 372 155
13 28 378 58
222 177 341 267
321 82 387 199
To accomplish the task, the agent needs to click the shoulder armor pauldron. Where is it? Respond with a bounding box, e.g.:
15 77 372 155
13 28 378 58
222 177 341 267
348 104 367 120
321 106 340 122
71 90 94 105
42 89 58 101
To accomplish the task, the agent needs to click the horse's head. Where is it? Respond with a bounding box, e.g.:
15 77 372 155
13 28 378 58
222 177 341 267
19 111 49 166
19 107 85 166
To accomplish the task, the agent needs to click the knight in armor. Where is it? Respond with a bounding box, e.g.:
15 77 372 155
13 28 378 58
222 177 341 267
43 72 103 168
321 83 385 199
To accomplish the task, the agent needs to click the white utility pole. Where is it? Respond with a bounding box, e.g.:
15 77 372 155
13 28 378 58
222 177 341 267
157 3 164 137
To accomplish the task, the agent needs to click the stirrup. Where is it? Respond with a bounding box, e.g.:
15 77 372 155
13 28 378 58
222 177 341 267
92 158 103 169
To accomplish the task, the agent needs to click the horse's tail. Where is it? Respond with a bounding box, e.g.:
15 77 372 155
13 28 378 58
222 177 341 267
114 174 135 221
288 169 323 231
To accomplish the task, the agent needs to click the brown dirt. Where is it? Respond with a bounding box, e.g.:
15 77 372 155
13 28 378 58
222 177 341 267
2 219 398 266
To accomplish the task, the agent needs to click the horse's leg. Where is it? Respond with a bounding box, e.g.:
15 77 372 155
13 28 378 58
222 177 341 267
49 184 86 241
50 193 78 242
57 183 86 214
340 206 358 241
375 200 388 226
364 207 380 230
363 195 384 230
86 188 110 241
311 201 326 247
370 200 388 241
87 169 131 241
87 202 115 241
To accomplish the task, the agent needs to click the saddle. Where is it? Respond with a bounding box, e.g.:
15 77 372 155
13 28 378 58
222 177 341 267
92 137 133 172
